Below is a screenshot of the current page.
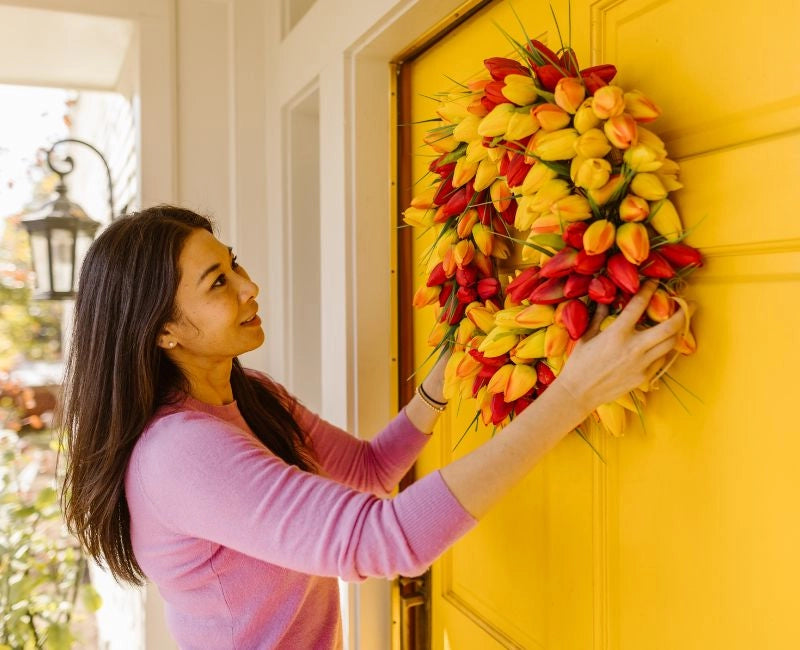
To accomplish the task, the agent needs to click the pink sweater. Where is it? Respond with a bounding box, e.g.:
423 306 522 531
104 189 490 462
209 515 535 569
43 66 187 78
125 385 475 649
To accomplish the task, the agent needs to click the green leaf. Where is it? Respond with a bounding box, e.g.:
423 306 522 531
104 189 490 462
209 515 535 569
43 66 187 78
530 234 566 250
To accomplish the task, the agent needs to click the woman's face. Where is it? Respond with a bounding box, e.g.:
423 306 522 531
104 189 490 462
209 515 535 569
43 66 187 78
161 228 264 362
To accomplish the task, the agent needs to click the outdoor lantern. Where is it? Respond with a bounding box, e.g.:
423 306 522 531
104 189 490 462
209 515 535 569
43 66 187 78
21 139 113 300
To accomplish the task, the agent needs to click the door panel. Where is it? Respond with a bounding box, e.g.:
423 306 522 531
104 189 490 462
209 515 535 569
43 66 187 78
402 0 800 648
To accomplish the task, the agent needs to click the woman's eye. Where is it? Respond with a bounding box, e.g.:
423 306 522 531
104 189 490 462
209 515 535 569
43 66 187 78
212 274 227 287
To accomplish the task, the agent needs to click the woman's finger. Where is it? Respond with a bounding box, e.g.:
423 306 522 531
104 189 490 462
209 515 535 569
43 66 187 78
638 305 686 350
582 303 609 341
614 280 658 330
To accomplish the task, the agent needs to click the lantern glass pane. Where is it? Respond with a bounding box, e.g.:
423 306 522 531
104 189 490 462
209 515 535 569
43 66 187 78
51 228 76 294
74 231 94 288
30 231 51 295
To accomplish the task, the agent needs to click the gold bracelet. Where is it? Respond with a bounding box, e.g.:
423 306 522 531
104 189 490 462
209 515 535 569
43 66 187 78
416 384 447 413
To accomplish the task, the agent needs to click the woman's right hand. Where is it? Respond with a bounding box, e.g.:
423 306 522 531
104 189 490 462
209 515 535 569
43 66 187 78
554 280 686 414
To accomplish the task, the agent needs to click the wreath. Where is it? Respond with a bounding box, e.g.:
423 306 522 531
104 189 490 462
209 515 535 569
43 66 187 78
404 19 700 438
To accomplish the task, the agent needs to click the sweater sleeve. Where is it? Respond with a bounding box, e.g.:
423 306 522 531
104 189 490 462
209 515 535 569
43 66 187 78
131 411 475 582
295 404 431 496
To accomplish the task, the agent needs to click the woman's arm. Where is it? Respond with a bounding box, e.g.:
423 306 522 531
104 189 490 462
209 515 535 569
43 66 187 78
409 281 686 518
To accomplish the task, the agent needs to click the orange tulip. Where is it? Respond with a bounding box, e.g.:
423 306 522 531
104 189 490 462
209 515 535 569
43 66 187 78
487 363 515 394
619 194 650 222
554 76 586 114
453 240 475 268
624 90 661 123
505 364 538 402
532 103 571 132
591 85 625 119
412 285 440 308
456 209 479 238
466 303 497 333
616 222 650 265
583 219 616 255
544 324 569 357
604 113 638 149
490 179 512 212
646 288 675 322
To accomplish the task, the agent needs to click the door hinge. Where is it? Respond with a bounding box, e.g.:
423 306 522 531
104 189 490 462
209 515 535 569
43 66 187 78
397 571 430 650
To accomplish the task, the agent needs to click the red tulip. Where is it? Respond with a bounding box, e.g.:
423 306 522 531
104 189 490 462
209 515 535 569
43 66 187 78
506 154 533 188
607 253 641 294
529 277 567 304
562 222 589 250
539 247 579 278
657 242 703 268
564 273 591 298
426 262 447 287
534 65 566 92
526 40 561 66
484 57 530 81
514 396 534 415
442 187 469 218
491 392 514 425
456 285 478 304
455 265 478 286
433 175 455 205
477 199 495 225
588 275 617 304
438 282 453 306
561 299 589 339
536 361 556 386
640 251 676 279
574 250 607 275
484 80 509 106
506 267 540 304
477 277 500 300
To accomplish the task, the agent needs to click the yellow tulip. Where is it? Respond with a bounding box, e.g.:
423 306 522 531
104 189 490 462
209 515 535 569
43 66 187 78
553 194 592 222
501 74 539 106
436 100 470 123
587 174 624 206
402 207 433 228
529 179 571 213
544 324 569 357
427 321 449 346
466 303 497 333
491 238 511 260
471 223 494 256
424 131 460 153
412 285 439 308
574 128 612 159
636 127 667 159
453 114 482 142
479 327 520 357
452 157 478 187
531 212 562 235
465 139 489 164
517 161 558 195
573 158 612 190
515 303 555 328
630 173 667 201
573 98 600 134
597 401 626 437
656 158 683 192
436 230 458 257
410 185 438 209
514 329 546 360
623 143 663 172
487 363 515 394
505 364 538 402
649 199 683 242
453 239 475 268
477 103 515 138
474 158 499 191
454 318 477 350
514 195 538 231
532 128 579 161
506 109 539 141
494 305 527 328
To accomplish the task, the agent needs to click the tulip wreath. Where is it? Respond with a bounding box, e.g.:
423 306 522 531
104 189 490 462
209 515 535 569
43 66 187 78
403 20 701 438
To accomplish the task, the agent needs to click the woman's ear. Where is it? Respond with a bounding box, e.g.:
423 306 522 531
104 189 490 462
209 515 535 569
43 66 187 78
157 326 178 350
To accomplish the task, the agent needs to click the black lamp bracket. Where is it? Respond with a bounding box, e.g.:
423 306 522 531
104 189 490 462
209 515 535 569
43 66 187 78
46 138 115 222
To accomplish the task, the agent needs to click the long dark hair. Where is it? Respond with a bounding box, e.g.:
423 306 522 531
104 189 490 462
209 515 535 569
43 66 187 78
58 205 315 585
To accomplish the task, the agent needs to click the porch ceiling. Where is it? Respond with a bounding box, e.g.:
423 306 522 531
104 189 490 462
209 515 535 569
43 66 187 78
0 4 133 91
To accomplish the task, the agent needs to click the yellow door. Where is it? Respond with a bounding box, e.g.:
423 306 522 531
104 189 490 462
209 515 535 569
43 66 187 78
401 1 800 648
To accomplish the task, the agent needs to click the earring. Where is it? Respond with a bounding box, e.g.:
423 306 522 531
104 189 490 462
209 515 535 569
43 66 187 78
169 341 176 348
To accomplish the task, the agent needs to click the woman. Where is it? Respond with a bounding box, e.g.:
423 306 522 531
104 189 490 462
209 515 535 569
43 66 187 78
59 205 684 649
